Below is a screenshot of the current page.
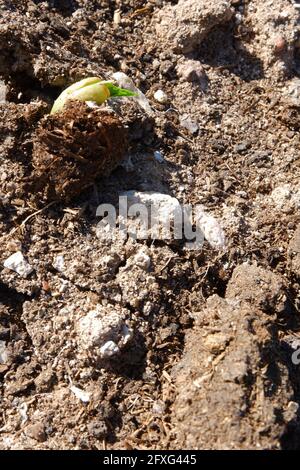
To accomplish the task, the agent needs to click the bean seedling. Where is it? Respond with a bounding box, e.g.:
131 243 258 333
51 76 136 114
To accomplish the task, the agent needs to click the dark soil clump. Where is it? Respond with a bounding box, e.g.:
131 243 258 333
31 101 127 202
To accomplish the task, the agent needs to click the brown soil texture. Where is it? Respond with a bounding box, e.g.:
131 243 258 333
0 0 300 450
31 101 128 202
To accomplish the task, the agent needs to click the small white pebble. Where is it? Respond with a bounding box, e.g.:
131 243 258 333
278 10 289 19
152 59 160 69
133 250 151 271
121 325 133 345
113 9 121 25
235 12 243 24
18 403 28 425
154 89 168 104
180 114 199 134
86 100 99 108
100 341 120 358
0 80 7 104
70 385 91 403
53 255 65 273
0 340 9 364
197 210 226 250
59 279 69 293
3 251 33 278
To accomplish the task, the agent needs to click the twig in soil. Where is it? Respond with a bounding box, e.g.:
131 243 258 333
130 6 152 18
162 370 172 383
158 256 177 274
6 201 57 238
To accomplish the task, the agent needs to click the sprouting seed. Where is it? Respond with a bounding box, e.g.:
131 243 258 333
50 76 136 114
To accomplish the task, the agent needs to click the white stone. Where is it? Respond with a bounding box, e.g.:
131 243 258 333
78 306 122 350
270 184 300 210
176 59 207 85
154 89 168 104
0 341 9 364
0 80 7 104
121 191 226 249
3 251 33 278
282 78 300 106
124 190 180 217
86 100 99 108
70 385 91 403
180 114 199 134
133 249 151 271
120 325 133 345
100 340 120 358
196 208 226 250
123 190 181 240
152 400 166 416
18 403 28 425
77 304 132 359
53 255 65 272
113 9 121 25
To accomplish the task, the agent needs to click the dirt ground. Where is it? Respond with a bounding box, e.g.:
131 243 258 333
0 0 300 450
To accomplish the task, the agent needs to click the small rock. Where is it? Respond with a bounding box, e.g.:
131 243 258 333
203 332 229 354
0 80 7 104
282 78 300 106
121 325 133 345
70 385 91 403
77 304 132 359
87 420 108 439
154 150 164 163
3 251 33 278
113 9 121 25
180 114 199 134
274 35 286 53
234 142 250 154
133 249 151 271
177 60 208 89
196 208 226 250
100 340 120 358
78 307 121 350
270 184 291 208
247 150 271 166
25 423 47 442
124 190 181 240
18 402 28 425
34 368 56 393
0 340 9 364
154 89 168 104
124 191 180 216
283 401 299 422
53 255 65 272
